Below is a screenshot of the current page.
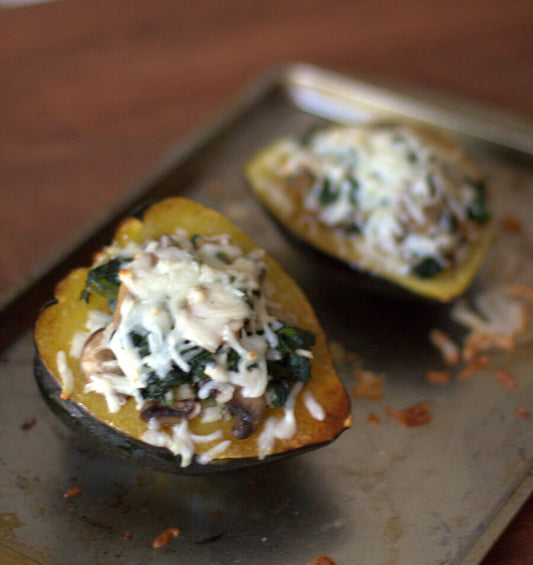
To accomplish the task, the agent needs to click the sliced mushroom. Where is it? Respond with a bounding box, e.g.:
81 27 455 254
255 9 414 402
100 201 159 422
227 388 266 439
140 399 201 426
80 328 123 380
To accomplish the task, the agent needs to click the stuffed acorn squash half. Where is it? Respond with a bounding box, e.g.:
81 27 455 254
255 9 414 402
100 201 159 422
34 198 351 473
246 123 493 302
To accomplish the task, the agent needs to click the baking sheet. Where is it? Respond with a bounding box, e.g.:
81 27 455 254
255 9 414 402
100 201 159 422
1 65 533 565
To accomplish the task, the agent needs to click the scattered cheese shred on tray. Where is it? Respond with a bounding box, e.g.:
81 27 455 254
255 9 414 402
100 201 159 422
426 281 533 385
387 402 432 427
428 329 460 366
451 286 529 361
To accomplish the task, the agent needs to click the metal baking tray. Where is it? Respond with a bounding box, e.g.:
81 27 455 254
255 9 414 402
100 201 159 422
2 64 533 565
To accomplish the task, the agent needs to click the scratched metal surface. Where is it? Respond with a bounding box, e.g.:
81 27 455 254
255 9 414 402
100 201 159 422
1 66 533 565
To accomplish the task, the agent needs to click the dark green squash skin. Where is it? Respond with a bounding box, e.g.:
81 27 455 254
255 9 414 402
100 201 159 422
33 352 343 474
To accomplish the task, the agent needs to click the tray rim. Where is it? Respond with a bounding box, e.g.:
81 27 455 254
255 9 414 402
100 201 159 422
463 468 533 565
284 63 533 154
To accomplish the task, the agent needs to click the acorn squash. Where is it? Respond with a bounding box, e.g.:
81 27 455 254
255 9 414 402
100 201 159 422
245 123 493 302
34 197 351 473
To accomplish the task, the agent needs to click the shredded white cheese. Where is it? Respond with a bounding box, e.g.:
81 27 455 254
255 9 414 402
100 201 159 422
141 429 171 448
428 328 460 365
79 230 314 465
70 331 90 359
303 389 326 421
201 405 226 423
197 440 232 465
86 310 113 332
94 234 274 404
258 409 297 458
170 420 196 467
84 375 127 413
275 125 487 276
56 350 74 398
257 383 302 458
451 286 529 360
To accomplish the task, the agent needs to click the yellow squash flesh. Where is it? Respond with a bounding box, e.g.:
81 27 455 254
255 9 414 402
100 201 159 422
34 197 351 467
245 135 493 303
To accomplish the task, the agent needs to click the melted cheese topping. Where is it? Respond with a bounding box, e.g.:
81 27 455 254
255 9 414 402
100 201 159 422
104 234 273 402
257 383 302 458
279 125 486 275
56 350 74 398
80 230 317 465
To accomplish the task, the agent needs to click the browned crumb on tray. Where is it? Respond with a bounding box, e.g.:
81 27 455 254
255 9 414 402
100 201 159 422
351 369 384 400
62 486 83 499
366 413 381 424
313 556 338 565
387 402 432 427
463 333 517 362
500 214 523 234
425 370 451 385
457 355 491 380
515 408 531 420
123 531 134 540
496 369 518 390
152 528 180 549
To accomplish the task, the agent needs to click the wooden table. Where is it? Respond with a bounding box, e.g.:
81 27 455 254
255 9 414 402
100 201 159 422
1 1 532 563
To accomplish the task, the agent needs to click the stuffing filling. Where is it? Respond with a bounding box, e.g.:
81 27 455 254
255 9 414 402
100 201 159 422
275 125 490 277
73 230 318 465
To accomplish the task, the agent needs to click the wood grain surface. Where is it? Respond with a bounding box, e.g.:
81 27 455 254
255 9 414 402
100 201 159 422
1 1 532 563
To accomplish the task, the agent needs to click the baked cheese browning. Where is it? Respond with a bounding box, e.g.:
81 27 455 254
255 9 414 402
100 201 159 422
74 230 321 465
272 125 490 278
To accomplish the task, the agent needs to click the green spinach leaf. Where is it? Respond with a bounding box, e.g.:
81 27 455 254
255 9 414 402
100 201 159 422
81 257 126 306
